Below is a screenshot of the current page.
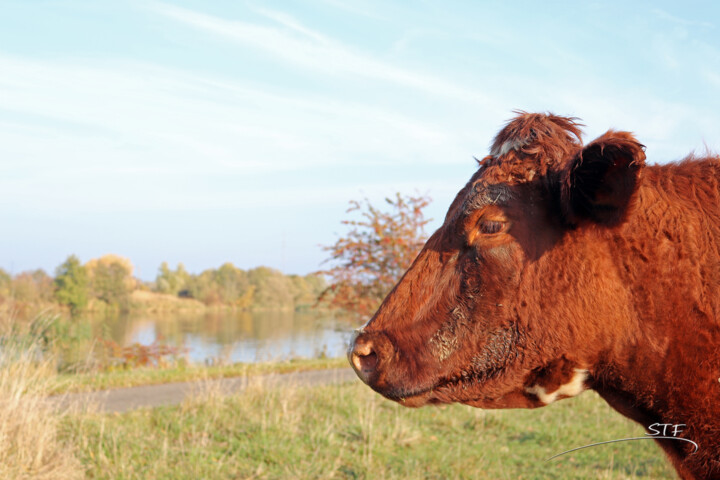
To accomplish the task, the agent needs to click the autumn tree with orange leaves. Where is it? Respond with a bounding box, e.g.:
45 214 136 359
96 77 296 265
319 193 431 318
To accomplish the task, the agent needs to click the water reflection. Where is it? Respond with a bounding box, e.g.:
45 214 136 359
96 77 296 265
90 311 354 364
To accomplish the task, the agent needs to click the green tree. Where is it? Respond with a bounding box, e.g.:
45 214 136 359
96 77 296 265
214 263 250 304
248 266 294 310
156 262 173 294
184 269 216 304
54 255 89 315
319 193 431 317
181 263 260 308
12 269 54 303
91 262 131 305
156 262 190 295
86 255 135 307
289 274 326 310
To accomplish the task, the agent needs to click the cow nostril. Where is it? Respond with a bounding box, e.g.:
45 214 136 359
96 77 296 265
348 331 391 385
351 341 378 374
353 350 378 373
353 341 373 357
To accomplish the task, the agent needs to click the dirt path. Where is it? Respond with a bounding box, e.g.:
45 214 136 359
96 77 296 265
49 368 358 414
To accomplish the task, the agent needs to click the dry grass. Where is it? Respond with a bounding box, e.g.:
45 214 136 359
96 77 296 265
128 290 206 312
0 331 84 479
63 370 676 479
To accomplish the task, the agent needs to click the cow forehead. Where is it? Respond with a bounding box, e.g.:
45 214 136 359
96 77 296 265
444 175 519 225
462 182 513 212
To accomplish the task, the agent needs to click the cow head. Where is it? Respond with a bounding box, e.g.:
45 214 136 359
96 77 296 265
348 112 646 409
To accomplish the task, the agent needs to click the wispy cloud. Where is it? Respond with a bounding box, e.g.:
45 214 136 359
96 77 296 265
249 6 330 43
312 0 387 21
0 52 469 173
149 2 492 105
652 8 714 29
0 50 480 219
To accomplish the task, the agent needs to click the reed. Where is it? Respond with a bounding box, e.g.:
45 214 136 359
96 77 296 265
0 316 84 479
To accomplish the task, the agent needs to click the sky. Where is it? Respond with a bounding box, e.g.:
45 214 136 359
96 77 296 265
1 0 719 281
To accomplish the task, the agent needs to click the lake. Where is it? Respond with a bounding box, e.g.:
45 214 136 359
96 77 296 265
88 310 356 364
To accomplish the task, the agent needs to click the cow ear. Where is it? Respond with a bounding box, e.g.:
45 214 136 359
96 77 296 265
561 131 646 226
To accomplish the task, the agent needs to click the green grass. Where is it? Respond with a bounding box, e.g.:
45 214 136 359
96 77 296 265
61 380 677 479
0 315 678 479
50 357 348 394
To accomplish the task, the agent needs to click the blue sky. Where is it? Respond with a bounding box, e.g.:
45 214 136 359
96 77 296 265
1 1 719 280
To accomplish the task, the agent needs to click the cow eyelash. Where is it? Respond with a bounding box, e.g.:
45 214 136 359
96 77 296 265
478 220 506 235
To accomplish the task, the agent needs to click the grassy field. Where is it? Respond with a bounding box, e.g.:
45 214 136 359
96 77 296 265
0 324 677 479
59 377 676 479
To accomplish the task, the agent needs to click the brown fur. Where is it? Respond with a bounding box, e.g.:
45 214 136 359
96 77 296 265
349 112 720 479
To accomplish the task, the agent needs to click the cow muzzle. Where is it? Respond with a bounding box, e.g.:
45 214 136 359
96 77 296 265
347 329 393 386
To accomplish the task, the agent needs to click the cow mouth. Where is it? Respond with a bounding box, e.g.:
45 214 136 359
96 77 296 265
382 367 498 406
381 385 433 404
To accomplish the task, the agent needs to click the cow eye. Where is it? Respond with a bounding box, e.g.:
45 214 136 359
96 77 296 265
478 220 506 235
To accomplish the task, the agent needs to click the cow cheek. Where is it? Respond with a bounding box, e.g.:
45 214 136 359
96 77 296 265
427 304 472 363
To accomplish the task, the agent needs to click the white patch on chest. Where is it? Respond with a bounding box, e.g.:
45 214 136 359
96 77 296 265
525 369 588 405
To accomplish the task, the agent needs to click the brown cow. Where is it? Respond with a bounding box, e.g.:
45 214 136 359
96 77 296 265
348 112 720 479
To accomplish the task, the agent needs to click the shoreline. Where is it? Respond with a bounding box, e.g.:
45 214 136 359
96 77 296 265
51 356 349 394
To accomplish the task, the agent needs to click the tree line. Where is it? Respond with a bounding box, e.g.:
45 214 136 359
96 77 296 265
2 192 431 320
154 262 325 311
0 255 326 316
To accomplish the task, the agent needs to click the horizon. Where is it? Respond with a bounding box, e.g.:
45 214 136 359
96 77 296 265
2 253 324 282
2 1 719 281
